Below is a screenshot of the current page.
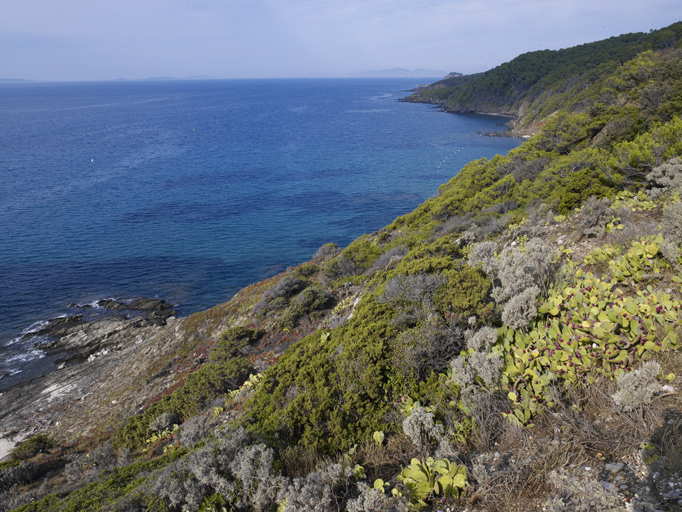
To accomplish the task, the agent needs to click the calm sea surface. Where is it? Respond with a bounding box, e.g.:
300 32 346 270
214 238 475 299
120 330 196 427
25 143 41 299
0 78 520 387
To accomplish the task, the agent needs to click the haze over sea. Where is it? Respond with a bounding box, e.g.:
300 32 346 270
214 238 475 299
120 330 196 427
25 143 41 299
0 78 520 387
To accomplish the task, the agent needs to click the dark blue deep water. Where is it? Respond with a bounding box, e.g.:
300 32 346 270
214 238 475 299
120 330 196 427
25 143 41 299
0 78 520 386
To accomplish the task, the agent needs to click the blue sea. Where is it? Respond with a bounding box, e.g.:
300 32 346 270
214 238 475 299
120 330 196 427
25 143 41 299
0 78 520 388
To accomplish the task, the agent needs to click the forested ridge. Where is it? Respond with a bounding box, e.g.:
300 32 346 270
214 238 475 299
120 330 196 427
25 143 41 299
3 21 682 512
405 22 682 127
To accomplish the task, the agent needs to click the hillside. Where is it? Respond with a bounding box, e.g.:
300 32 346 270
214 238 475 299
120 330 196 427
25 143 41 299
404 22 682 131
2 23 682 512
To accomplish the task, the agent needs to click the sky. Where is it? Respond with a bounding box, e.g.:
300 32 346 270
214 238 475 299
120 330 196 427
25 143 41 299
2 0 682 82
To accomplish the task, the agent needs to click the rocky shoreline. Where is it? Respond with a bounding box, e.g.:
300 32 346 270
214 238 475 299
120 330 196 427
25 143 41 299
0 298 179 460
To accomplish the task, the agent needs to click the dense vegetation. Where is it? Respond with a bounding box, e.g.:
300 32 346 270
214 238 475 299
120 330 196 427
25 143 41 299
4 22 682 512
405 22 682 126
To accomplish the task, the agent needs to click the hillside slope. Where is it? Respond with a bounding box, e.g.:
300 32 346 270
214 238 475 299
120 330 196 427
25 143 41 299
404 22 682 131
3 25 682 512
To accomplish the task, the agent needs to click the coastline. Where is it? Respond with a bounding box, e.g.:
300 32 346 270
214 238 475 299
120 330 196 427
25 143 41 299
0 303 184 460
0 298 177 392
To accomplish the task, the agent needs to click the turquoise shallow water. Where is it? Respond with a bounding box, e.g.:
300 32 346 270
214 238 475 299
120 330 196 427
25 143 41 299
0 78 520 386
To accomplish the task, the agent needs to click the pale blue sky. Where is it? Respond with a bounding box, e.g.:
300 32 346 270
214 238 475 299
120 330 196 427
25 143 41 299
3 0 682 81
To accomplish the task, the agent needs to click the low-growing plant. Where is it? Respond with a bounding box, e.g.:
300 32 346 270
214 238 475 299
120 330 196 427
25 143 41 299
144 424 179 453
378 273 445 308
150 412 179 432
293 263 319 278
542 468 625 511
277 463 355 512
244 295 407 454
397 457 467 509
609 189 657 211
466 326 499 351
501 285 541 331
391 321 464 381
436 267 495 323
115 329 254 450
366 246 409 275
661 200 682 246
647 156 682 199
11 447 188 511
583 244 619 265
254 277 309 315
341 235 384 270
573 195 613 238
148 427 254 511
0 461 39 491
501 256 681 425
229 443 288 511
346 482 409 512
451 351 504 392
611 360 663 411
263 277 308 302
226 372 264 403
607 234 664 283
322 256 360 281
402 406 447 451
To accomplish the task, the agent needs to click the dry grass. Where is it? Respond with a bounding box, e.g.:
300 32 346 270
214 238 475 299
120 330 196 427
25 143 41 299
467 391 509 452
657 414 682 473
355 434 418 484
463 361 682 512
279 444 321 479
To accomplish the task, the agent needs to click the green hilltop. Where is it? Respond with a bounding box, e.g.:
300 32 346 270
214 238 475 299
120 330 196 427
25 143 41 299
405 22 682 127
4 21 682 512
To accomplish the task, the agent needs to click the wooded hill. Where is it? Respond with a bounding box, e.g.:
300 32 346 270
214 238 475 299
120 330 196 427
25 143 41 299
3 21 682 512
405 22 682 127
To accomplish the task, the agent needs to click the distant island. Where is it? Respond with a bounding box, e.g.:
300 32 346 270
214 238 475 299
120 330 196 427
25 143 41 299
106 75 219 82
349 67 448 78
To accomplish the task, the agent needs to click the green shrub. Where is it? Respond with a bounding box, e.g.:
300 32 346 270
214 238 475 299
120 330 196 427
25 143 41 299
293 263 319 278
11 434 54 461
341 235 383 270
279 286 335 329
244 298 401 453
212 326 262 361
556 168 614 214
11 448 187 512
322 256 360 281
114 329 255 450
436 267 494 322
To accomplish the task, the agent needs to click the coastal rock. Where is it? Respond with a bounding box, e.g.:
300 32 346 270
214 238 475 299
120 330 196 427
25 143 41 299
96 297 174 312
0 315 185 460
96 299 129 311
127 298 174 311
22 315 85 341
